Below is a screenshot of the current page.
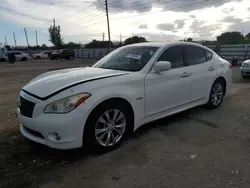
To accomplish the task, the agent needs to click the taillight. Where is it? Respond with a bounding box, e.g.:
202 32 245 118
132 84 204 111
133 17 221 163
228 63 232 68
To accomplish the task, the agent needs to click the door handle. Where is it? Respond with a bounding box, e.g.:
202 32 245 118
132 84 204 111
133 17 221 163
180 72 190 77
208 67 215 71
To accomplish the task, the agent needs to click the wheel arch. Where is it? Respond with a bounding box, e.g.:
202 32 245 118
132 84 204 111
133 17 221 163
86 97 135 133
214 76 227 95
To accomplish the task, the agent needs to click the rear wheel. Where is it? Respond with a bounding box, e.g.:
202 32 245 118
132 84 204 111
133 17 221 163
36 56 41 59
206 79 225 109
83 101 133 152
69 56 74 60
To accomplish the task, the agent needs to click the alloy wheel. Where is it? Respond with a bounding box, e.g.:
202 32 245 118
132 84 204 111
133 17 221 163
95 109 126 147
211 82 223 106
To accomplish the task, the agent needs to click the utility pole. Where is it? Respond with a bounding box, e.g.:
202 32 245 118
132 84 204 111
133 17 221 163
13 33 17 48
24 28 30 47
36 30 38 46
5 36 7 45
120 33 122 45
53 18 56 29
104 0 111 50
102 32 105 41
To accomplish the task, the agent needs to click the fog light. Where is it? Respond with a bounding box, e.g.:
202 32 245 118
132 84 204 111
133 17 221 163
48 132 61 142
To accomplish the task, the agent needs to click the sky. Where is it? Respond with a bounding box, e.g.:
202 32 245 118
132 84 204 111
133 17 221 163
0 0 250 46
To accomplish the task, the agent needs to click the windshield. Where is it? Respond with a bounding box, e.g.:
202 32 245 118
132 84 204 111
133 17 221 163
93 46 158 71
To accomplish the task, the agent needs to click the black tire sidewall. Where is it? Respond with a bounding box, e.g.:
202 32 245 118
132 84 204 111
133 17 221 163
83 101 133 152
207 80 225 109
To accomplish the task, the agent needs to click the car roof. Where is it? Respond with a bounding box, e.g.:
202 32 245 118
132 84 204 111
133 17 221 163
127 42 209 49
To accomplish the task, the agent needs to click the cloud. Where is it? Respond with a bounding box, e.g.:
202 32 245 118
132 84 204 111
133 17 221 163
156 23 175 31
138 24 148 29
174 19 185 29
132 32 181 41
94 0 152 13
228 20 250 33
93 0 243 13
189 14 196 19
222 7 234 13
221 16 243 23
189 20 223 39
156 0 242 12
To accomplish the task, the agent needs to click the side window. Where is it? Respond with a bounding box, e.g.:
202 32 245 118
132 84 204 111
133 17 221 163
185 46 207 66
15 52 22 55
205 50 212 61
157 46 184 69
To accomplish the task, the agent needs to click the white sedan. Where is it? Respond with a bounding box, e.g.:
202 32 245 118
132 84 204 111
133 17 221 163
33 51 51 59
0 51 30 61
17 42 232 151
240 59 250 78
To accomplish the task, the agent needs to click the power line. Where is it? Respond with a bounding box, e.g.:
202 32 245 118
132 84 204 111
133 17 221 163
60 14 105 28
59 9 103 24
59 13 104 27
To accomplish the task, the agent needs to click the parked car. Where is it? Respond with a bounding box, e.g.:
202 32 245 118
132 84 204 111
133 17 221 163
17 42 232 151
33 51 51 59
50 49 75 60
240 59 250 78
0 51 29 61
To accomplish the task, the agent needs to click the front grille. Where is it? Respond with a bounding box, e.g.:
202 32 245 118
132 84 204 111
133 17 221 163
19 96 35 118
23 126 44 139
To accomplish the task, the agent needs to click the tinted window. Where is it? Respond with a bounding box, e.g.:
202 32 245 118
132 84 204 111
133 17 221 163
157 46 184 69
15 52 22 55
205 50 212 60
185 46 207 65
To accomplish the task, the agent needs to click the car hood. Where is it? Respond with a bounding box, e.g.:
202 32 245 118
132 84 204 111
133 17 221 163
23 67 130 99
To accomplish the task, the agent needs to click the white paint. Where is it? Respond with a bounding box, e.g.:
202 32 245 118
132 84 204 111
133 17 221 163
18 42 232 149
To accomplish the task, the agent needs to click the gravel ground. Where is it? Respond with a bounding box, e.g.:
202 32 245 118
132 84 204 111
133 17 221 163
0 60 250 188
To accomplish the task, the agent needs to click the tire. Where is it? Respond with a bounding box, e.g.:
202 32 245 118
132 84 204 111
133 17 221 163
36 56 41 59
21 57 27 61
83 100 133 152
69 56 74 60
0 58 6 62
242 75 247 79
206 79 225 109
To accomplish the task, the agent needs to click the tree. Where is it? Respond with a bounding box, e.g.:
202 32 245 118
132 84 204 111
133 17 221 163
84 40 113 48
217 31 245 45
246 33 250 40
41 44 48 48
48 24 63 48
64 42 81 49
187 38 193 42
124 36 147 45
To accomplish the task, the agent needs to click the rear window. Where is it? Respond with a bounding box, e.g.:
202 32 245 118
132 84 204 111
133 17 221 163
204 50 213 60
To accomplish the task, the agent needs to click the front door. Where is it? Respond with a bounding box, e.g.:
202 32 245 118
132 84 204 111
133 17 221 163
145 46 191 117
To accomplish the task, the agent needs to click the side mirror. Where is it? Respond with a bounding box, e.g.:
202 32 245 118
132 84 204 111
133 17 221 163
154 61 171 73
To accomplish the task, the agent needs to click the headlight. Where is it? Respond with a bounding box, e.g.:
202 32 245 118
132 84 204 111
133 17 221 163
44 93 91 114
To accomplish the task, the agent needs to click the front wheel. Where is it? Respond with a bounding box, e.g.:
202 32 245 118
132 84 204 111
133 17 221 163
206 79 225 109
21 57 27 61
83 101 133 152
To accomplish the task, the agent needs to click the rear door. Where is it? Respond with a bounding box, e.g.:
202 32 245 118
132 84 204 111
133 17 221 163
183 45 217 102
